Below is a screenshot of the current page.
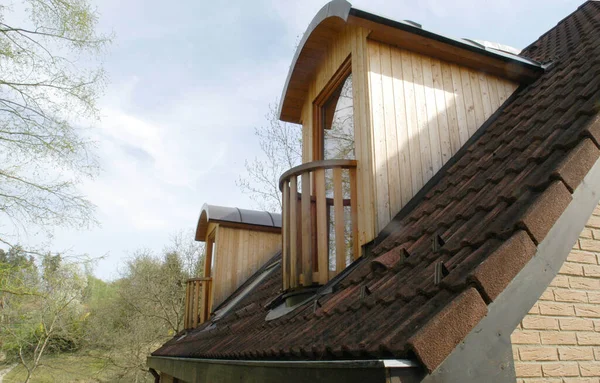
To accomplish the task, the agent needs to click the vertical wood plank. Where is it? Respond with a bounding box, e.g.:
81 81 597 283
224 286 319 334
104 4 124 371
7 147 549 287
478 72 493 119
184 282 190 329
353 28 376 247
469 69 485 129
203 237 212 278
296 196 303 283
401 50 423 195
333 168 346 272
432 58 451 164
488 75 501 109
352 29 367 247
504 80 517 100
349 167 359 260
422 55 442 174
390 47 412 207
229 229 237 296
205 280 213 321
368 41 390 233
301 172 312 285
496 76 508 104
199 281 206 324
412 52 433 183
193 280 200 328
233 228 243 291
208 226 221 316
440 62 460 155
450 64 469 146
282 181 290 290
442 62 462 155
289 176 298 288
460 67 477 136
315 168 328 285
380 43 402 220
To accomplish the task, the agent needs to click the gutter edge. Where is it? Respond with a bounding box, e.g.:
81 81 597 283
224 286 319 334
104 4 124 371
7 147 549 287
147 355 420 369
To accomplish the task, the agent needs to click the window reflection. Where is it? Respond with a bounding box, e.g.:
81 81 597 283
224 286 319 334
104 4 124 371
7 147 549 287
323 74 354 160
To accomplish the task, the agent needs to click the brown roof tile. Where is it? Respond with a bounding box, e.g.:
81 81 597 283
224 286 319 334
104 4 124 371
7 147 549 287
153 1 600 372
554 137 600 192
407 287 487 372
469 230 536 302
517 180 572 244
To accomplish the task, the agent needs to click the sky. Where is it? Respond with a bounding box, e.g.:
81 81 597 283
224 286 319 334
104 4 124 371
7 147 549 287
25 0 583 280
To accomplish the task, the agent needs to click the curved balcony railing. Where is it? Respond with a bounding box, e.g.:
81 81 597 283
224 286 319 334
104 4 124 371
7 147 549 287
279 159 359 290
184 277 212 329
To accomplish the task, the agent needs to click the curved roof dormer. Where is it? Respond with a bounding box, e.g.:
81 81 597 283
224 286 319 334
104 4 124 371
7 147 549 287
195 204 282 242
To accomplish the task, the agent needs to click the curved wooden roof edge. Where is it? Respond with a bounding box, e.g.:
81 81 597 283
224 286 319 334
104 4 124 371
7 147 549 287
277 0 352 124
195 204 282 242
278 0 546 124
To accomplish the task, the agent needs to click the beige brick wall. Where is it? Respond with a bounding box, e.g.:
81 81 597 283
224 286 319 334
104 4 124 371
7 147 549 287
512 204 600 382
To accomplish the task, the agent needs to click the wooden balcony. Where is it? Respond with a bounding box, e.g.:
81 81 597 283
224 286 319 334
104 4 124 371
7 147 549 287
279 159 359 290
184 277 212 330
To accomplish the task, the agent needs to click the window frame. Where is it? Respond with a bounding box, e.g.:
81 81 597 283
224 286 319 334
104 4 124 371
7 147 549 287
312 56 352 162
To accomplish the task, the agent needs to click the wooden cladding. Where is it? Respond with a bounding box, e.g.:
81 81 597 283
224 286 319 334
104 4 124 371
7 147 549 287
367 40 519 232
210 226 281 308
280 159 359 289
184 277 212 330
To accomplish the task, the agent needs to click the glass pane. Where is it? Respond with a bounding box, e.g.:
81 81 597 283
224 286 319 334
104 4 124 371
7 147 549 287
323 74 354 160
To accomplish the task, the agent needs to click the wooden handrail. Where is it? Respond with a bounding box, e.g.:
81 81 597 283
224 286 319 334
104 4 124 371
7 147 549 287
278 159 357 191
280 160 359 290
187 277 213 282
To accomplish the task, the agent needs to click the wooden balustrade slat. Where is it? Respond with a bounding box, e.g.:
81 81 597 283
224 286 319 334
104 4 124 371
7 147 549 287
289 177 298 288
350 168 359 260
188 281 193 329
315 168 328 285
184 281 190 329
193 281 200 328
207 280 212 320
282 181 290 290
301 172 312 285
296 196 303 284
200 282 206 324
333 168 346 273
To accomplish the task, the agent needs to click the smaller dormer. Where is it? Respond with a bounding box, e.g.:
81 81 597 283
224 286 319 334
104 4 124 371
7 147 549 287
184 204 281 329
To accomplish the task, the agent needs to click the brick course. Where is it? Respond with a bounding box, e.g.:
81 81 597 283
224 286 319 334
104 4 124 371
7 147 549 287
512 205 600 381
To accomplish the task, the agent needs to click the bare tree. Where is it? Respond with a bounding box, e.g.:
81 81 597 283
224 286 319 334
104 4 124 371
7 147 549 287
237 103 302 212
166 229 205 277
0 0 111 246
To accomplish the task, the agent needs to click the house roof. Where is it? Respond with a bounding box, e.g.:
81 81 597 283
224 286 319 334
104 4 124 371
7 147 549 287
195 204 282 241
278 0 545 123
154 1 600 373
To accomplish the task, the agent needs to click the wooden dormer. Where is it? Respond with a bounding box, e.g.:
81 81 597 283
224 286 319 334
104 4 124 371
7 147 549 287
184 204 281 329
277 0 544 290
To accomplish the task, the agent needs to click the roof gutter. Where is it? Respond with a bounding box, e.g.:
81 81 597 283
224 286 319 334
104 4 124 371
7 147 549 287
147 356 424 383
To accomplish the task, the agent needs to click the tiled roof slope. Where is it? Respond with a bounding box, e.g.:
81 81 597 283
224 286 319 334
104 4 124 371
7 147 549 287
153 1 600 372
